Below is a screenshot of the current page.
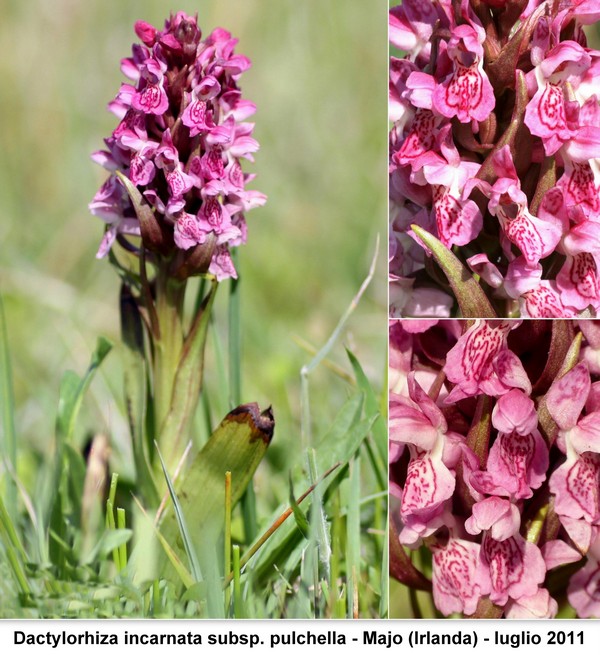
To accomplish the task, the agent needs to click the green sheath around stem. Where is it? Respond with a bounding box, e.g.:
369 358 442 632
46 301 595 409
153 266 186 443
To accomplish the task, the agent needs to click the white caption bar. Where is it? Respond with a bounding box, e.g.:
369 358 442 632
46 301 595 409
0 620 597 654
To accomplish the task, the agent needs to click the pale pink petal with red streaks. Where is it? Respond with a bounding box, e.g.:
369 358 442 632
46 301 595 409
432 538 482 616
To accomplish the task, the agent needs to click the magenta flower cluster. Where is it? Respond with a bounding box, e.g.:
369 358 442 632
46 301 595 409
390 319 600 618
389 1 600 317
89 12 265 280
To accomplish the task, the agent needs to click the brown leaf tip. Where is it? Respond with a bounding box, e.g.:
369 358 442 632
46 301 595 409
228 403 275 445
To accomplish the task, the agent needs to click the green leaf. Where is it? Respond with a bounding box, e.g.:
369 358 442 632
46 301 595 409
314 392 363 468
64 443 87 527
56 337 112 444
288 474 309 536
158 403 274 580
0 493 31 597
129 494 194 589
346 349 387 492
307 448 331 577
180 581 208 603
346 348 386 459
47 337 111 569
84 529 133 564
411 225 497 319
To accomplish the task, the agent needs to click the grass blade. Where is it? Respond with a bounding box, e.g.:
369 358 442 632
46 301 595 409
55 336 113 444
346 348 386 461
224 470 232 615
346 457 360 619
232 545 243 618
0 295 17 520
307 448 331 577
130 494 194 589
0 494 31 596
156 445 202 584
300 237 378 446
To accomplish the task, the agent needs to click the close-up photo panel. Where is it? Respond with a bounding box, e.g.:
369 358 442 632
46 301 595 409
389 0 600 622
0 0 387 620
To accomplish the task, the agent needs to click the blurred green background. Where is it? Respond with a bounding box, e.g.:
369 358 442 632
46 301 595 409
0 0 387 505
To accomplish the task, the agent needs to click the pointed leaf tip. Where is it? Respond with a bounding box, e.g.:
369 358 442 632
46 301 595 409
411 225 497 319
115 170 167 253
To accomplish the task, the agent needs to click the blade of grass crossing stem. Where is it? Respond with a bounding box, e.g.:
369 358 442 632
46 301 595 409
300 238 378 448
293 336 354 383
156 445 202 583
347 457 361 618
83 528 132 566
0 295 17 521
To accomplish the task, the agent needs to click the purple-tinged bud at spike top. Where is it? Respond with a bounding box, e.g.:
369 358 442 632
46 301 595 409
89 12 265 281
